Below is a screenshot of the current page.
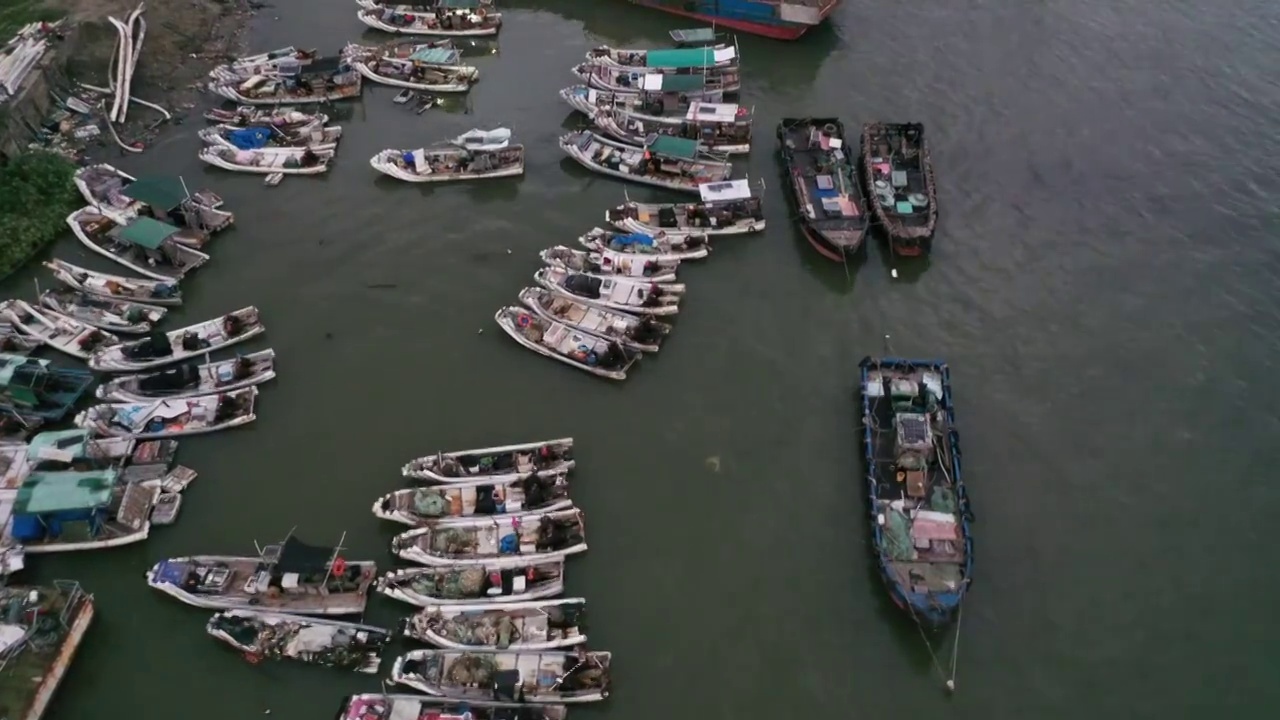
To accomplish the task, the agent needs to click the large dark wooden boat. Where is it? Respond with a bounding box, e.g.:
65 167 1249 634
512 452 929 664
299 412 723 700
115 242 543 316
861 122 938 257
777 118 868 262
857 357 972 629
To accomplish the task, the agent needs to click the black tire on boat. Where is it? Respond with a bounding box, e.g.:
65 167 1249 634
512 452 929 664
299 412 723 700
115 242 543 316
823 123 838 135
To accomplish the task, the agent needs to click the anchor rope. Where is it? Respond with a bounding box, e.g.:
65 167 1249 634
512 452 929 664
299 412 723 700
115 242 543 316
947 604 963 691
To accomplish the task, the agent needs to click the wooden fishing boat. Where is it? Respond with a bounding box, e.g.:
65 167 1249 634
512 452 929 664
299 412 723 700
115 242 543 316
18 428 146 476
390 648 612 702
203 106 329 126
65 207 210 281
147 534 377 615
88 306 264 372
341 38 456 63
73 165 232 232
351 55 478 92
39 289 165 335
357 5 502 37
559 79 724 121
402 437 574 484
44 259 183 306
540 246 679 283
392 507 586 566
606 178 765 237
96 350 277 403
862 122 938 256
6 467 176 553
374 474 573 527
778 118 869 261
535 266 684 317
198 123 344 152
518 287 670 354
573 61 740 94
586 43 738 70
857 357 971 629
403 598 588 650
559 131 731 193
207 46 319 82
0 300 118 360
0 324 40 355
75 387 259 439
209 57 362 105
495 308 640 381
371 135 523 182
199 145 335 176
207 610 390 673
377 562 566 608
0 354 94 422
338 695 566 720
593 103 752 154
577 226 710 261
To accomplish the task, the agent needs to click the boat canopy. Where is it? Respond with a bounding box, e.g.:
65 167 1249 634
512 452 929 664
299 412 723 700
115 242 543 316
226 126 274 150
121 176 190 210
646 135 700 160
699 178 753 203
640 73 705 93
275 536 337 574
409 47 461 65
110 217 182 249
14 470 118 515
686 101 740 123
644 46 734 69
25 429 92 463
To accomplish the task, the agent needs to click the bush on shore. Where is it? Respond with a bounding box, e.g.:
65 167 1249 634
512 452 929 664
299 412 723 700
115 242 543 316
0 150 78 279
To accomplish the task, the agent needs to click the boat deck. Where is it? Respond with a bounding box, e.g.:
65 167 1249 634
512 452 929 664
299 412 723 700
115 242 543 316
153 556 375 613
780 121 867 247
0 581 94 720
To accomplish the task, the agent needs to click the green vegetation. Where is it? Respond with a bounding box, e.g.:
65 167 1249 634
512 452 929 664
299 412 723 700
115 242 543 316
0 150 78 280
0 0 62 38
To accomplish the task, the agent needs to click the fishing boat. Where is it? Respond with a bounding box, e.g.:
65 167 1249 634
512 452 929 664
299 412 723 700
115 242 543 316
207 610 390 673
389 648 612 702
340 38 456 62
857 357 972 629
207 46 319 82
518 287 671 354
209 57 362 105
540 246 679 283
198 123 344 153
146 534 377 615
578 226 710 260
199 145 335 176
17 428 143 476
96 350 277 403
536 266 684 316
0 300 118 360
495 308 640 381
203 106 329 126
391 507 587 567
338 695 566 720
778 118 869 260
559 78 723 121
39 289 166 335
0 325 39 355
371 128 523 183
862 122 938 256
358 4 503 36
350 53 478 92
75 387 259 439
587 43 738 70
403 598 587 650
377 561 566 608
607 179 764 237
560 131 732 193
374 474 573 527
73 165 233 232
402 438 574 484
4 468 173 552
0 354 94 422
626 0 840 41
574 61 740 94
44 259 183 306
65 207 210 281
88 307 264 372
593 103 752 154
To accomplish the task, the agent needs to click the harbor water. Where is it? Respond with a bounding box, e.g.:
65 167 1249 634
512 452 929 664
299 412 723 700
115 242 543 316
4 0 1278 718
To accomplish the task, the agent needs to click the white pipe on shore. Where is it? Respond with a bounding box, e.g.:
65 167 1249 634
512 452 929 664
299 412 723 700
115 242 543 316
78 82 171 120
117 3 145 123
107 17 129 122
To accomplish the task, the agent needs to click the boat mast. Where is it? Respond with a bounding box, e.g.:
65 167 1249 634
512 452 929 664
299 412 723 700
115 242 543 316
319 530 348 586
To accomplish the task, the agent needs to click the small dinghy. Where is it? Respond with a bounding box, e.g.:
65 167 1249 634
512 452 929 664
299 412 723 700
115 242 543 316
574 61 740 94
518 287 670 353
96 350 277 402
338 695 566 720
559 80 724 122
208 46 319 82
66 207 210 281
200 145 335 176
39 289 166 335
371 128 523 183
199 123 343 152
203 106 329 126
403 598 587 650
391 507 587 567
358 5 502 37
861 122 938 257
402 437 574 483
89 307 264 372
374 474 573 527
0 300 118 360
540 246 679 283
593 105 752 155
0 354 94 422
147 534 377 615
495 307 640 381
779 118 869 261
73 165 233 233
0 324 40 355
351 55 478 92
45 259 183 306
606 178 765 237
207 610 390 673
210 57 362 105
377 561 566 608
559 131 732 194
75 387 259 438
535 266 685 316
577 226 709 261
586 43 738 70
390 648 612 702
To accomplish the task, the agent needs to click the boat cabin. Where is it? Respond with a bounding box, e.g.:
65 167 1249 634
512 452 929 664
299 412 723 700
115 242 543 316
121 176 231 234
4 469 154 548
607 45 738 70
695 177 763 219
102 216 189 259
644 134 719 166
23 429 128 473
630 73 720 115
0 355 93 422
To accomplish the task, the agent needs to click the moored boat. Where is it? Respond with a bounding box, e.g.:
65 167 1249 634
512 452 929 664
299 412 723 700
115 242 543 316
391 507 587 566
495 308 640 381
607 178 764 237
203 106 329 126
88 306 264 372
626 0 840 42
559 131 732 193
199 145 335 176
403 598 588 650
65 207 210 281
559 78 723 121
340 38 456 62
861 122 938 256
5 468 171 553
75 387 259 439
371 129 523 182
209 57 362 105
351 53 478 92
518 287 670 354
207 46 319 82
595 100 752 153
206 610 390 673
587 43 738 70
358 4 502 36
578 226 710 261
535 266 684 316
540 246 679 283
403 438 574 484
0 325 40 355
778 118 869 260
44 259 183 306
95 350 277 402
0 354 94 422
337 695 566 720
374 474 573 527
857 357 972 629
389 648 612 702
0 300 117 360
377 561 567 608
73 166 233 233
198 123 343 153
574 61 740 94
39 289 166 335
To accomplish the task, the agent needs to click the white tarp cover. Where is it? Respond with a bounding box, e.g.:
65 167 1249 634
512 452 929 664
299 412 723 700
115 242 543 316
699 179 752 203
713 46 736 63
641 74 664 91
0 624 26 653
285 624 339 655
686 102 739 123
388 700 422 720
412 149 429 174
453 128 511 151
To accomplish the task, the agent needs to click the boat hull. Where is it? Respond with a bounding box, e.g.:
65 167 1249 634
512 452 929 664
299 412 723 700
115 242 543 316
146 561 368 615
353 60 475 92
370 153 525 183
22 526 150 554
627 0 836 41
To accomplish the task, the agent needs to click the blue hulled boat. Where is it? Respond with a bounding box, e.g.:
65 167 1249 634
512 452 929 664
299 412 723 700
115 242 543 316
857 357 973 628
627 0 840 41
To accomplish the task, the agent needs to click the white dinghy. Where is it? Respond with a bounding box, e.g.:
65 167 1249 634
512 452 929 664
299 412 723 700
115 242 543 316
559 80 724 122
207 610 390 673
199 123 343 152
518 287 670 353
337 695 566 720
592 105 752 155
390 648 612 702
402 437 574 483
66 207 210 281
45 259 183 306
199 145 335 176
373 474 572 527
376 561 567 609
495 308 640 381
535 266 685 316
39 288 165 335
75 387 259 439
371 128 523 183
351 54 478 92
96 350 277 402
577 226 710 261
391 507 587 567
208 46 319 82
586 42 738 70
358 5 502 37
559 130 732 194
0 300 118 360
539 246 679 283
606 178 765 237
89 307 264 372
403 598 587 651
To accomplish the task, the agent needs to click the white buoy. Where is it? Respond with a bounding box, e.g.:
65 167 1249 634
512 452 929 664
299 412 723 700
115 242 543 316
891 268 899 279
477 328 483 334
946 680 955 692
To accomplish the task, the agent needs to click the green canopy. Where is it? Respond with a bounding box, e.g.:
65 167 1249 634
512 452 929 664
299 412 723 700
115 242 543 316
15 470 118 514
439 0 483 8
112 217 181 250
25 429 92 462
647 135 700 160
0 354 47 386
653 74 706 93
646 47 717 69
121 176 188 210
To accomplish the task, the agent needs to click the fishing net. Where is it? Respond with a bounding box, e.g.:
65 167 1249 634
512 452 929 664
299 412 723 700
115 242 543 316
446 653 498 685
432 528 477 554
417 568 486 598
413 490 450 516
930 486 957 514
883 510 915 561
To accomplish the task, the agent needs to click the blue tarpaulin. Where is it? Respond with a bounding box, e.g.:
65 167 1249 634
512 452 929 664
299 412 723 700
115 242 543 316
227 127 273 150
612 233 655 247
